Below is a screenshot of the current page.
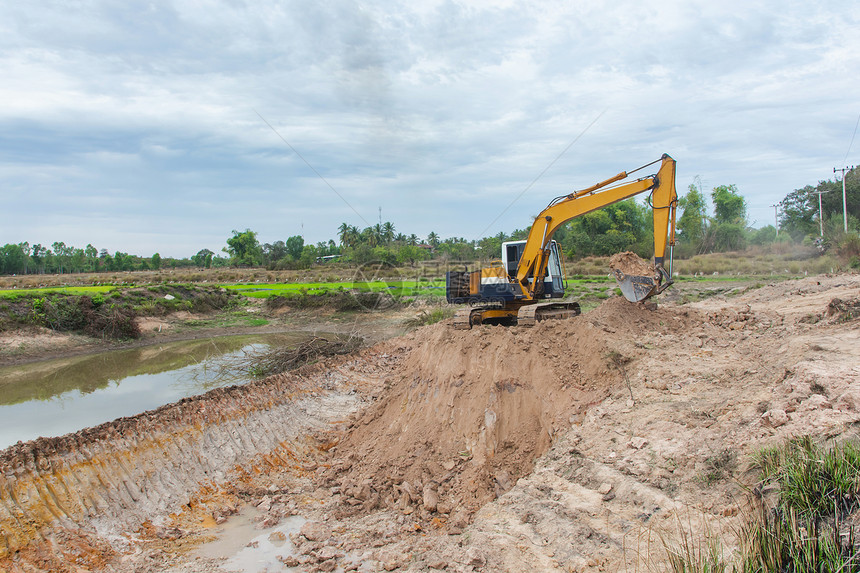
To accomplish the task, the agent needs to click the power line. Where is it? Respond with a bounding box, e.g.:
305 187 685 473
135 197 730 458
254 110 371 228
475 108 608 240
844 112 860 165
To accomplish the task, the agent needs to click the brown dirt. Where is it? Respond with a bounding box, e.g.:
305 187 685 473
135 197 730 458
318 298 700 532
2 273 860 572
609 250 654 276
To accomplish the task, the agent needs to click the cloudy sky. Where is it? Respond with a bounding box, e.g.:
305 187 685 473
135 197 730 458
1 0 858 258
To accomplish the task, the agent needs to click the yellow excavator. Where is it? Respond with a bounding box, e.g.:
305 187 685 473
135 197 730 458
446 153 678 329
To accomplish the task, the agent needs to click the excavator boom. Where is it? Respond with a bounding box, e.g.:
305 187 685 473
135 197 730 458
446 154 678 328
515 154 677 303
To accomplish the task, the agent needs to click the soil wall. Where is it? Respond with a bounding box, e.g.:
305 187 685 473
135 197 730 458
0 359 373 562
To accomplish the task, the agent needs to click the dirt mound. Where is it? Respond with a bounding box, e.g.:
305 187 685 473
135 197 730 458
609 251 654 276
321 297 697 529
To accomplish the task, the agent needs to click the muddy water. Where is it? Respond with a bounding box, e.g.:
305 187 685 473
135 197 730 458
0 332 315 449
192 505 306 572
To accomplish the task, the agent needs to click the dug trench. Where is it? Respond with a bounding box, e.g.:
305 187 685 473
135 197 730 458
2 274 860 572
0 297 633 571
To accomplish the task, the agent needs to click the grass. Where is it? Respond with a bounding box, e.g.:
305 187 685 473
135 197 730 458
698 448 738 486
739 437 860 572
181 311 269 329
404 307 455 327
660 512 730 573
0 285 117 299
223 280 446 299
660 436 860 572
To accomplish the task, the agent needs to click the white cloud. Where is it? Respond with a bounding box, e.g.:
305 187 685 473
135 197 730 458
0 0 858 256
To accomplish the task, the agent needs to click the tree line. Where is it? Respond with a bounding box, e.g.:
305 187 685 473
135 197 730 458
0 242 172 276
1 166 857 276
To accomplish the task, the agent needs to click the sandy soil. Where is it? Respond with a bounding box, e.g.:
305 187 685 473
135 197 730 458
2 273 860 572
608 251 655 277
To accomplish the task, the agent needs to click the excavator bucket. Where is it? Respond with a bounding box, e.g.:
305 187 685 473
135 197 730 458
613 269 658 303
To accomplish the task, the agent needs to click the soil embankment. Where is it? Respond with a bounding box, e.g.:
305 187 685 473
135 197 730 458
0 353 389 570
2 274 860 572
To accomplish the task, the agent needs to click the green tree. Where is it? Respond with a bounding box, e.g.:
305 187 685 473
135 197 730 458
0 244 27 275
70 248 85 273
427 232 440 247
192 248 214 268
84 244 98 271
224 229 262 266
150 253 161 270
780 170 860 241
31 244 46 273
704 184 748 253
338 222 352 247
711 184 747 225
710 223 747 251
262 241 288 266
779 185 818 241
677 183 708 250
750 225 777 245
52 241 70 273
382 221 395 244
285 235 304 260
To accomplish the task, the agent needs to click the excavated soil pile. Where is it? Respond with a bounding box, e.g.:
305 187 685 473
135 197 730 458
608 251 653 276
321 298 697 529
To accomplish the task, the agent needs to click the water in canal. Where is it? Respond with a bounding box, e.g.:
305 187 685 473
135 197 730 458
0 332 317 449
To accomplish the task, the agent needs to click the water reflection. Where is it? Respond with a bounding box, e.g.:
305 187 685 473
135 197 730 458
0 333 313 449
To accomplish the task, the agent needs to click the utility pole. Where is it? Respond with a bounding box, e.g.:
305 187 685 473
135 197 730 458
833 166 855 233
812 189 829 237
769 204 779 237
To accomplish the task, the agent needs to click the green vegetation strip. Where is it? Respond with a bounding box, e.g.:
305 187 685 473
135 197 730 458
222 281 447 298
0 275 773 301
0 285 117 299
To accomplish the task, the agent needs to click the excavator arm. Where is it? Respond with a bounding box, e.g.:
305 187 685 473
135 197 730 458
515 154 677 302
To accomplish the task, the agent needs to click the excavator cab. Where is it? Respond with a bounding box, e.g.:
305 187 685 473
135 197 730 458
445 240 566 306
502 240 565 297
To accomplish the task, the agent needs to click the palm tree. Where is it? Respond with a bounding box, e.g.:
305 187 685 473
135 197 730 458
407 234 419 246
382 221 395 244
427 232 440 247
338 222 351 247
362 226 378 247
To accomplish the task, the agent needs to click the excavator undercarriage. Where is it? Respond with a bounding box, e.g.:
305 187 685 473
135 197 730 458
452 300 582 330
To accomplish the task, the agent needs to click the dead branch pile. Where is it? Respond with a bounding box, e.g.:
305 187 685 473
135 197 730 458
826 297 860 322
243 335 364 378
